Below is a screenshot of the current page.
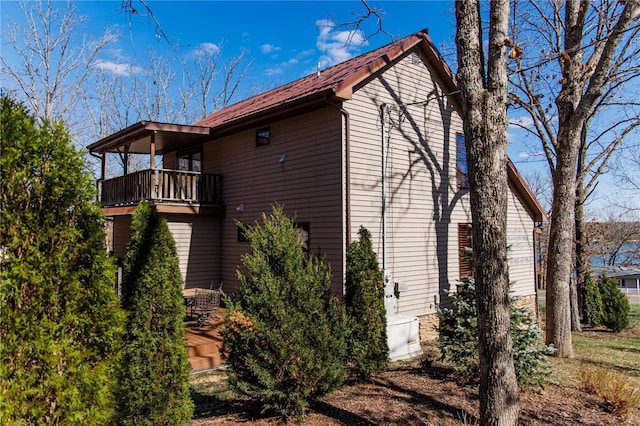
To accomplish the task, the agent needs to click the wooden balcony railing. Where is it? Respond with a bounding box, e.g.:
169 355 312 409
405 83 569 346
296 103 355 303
100 169 223 207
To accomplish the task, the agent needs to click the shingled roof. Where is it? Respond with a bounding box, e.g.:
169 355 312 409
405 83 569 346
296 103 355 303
194 28 458 130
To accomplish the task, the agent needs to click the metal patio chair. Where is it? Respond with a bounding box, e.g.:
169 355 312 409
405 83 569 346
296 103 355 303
191 289 221 328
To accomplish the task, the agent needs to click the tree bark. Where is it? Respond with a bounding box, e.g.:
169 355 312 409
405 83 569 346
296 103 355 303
544 0 587 359
545 127 578 358
455 1 519 424
509 0 640 357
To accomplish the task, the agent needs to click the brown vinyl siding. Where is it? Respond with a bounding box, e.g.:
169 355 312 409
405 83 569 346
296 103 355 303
162 151 176 169
202 107 344 296
110 213 220 289
112 216 132 259
167 215 221 289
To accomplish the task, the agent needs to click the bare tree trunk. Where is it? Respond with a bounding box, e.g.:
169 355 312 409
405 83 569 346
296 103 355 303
456 1 519 424
545 129 577 358
509 0 640 358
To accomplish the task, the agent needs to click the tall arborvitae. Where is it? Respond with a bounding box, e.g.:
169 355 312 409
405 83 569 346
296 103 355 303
345 226 387 378
117 201 193 425
222 205 348 420
0 94 123 424
582 272 603 326
599 276 630 333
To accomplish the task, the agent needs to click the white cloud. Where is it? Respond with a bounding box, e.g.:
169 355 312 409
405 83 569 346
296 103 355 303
192 42 220 57
264 67 284 77
509 115 535 128
518 151 546 159
314 18 368 69
260 43 281 54
262 49 315 77
92 60 143 77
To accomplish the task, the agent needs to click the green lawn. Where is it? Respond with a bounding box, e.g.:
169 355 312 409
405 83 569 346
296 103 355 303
546 303 640 389
630 303 640 330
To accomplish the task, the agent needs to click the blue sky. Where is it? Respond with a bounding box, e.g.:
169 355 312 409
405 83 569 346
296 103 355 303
75 1 458 83
1 0 630 215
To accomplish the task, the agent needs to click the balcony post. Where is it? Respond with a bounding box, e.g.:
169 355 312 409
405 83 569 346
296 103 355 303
150 133 157 199
100 153 106 182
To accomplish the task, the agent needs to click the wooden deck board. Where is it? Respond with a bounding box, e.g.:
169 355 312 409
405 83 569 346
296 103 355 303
184 308 226 372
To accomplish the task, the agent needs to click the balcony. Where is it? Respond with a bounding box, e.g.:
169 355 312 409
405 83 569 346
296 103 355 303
100 168 223 207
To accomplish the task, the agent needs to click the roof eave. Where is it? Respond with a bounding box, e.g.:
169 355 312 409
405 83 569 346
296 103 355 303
87 121 212 154
208 89 338 138
507 161 548 223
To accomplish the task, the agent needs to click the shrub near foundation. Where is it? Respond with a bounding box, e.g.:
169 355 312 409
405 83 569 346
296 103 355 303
438 279 554 387
222 205 348 420
345 226 387 378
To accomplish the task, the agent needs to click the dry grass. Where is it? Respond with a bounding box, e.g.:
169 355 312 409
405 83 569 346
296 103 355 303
580 367 640 416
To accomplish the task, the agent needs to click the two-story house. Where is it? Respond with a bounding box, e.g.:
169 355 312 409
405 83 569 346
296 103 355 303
89 28 546 340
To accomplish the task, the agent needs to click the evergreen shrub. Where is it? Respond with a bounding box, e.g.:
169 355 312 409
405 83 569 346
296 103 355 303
222 205 348 419
345 226 388 378
582 271 603 326
0 95 123 424
599 275 630 332
117 201 193 425
438 279 554 387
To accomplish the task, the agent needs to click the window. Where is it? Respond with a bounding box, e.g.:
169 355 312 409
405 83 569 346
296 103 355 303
256 127 270 147
458 223 474 279
237 224 249 242
237 222 309 252
456 133 469 189
295 222 310 253
177 149 202 172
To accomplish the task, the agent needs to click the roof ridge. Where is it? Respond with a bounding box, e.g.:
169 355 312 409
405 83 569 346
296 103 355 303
194 28 432 128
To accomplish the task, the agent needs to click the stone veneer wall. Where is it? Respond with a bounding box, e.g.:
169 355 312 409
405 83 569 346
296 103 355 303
417 313 440 342
417 293 539 342
513 294 538 317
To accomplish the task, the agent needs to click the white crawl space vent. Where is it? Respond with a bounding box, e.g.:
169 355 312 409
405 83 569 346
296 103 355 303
386 315 422 361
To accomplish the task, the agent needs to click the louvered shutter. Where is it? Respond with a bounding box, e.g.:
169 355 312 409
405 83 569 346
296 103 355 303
458 223 474 279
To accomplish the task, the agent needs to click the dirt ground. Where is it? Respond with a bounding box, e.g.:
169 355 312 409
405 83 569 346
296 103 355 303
191 362 640 426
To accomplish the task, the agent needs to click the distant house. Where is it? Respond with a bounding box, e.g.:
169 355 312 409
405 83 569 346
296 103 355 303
88 28 547 340
591 266 640 294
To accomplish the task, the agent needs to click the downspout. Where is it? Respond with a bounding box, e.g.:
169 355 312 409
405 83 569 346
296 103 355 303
326 96 351 297
326 98 352 242
381 103 388 272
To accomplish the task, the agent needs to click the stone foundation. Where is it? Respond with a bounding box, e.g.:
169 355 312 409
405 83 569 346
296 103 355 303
417 313 440 342
513 294 538 318
416 293 539 342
